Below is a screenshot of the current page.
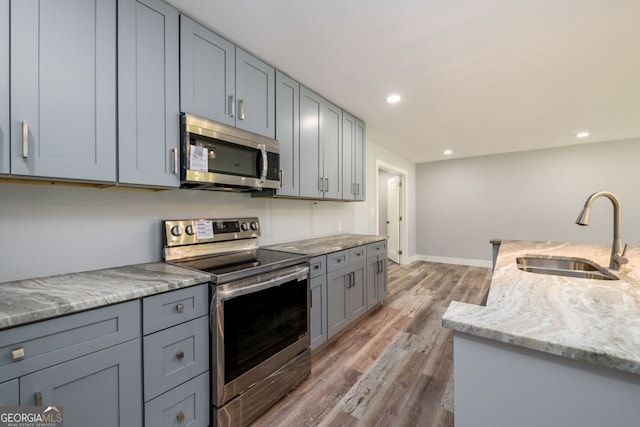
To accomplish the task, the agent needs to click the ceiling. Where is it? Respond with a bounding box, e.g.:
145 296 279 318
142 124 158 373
165 0 640 163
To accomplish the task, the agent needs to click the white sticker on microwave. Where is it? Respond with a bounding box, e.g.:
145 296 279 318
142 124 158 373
190 145 208 172
195 220 214 240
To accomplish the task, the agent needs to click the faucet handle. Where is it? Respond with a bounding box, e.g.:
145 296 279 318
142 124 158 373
613 244 629 266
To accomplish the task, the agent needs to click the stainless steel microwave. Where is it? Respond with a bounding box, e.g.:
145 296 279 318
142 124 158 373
180 113 280 191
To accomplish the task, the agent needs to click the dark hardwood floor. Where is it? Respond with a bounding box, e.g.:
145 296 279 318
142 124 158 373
251 261 492 427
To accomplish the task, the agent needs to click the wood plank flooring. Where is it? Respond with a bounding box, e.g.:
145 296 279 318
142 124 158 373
251 261 492 427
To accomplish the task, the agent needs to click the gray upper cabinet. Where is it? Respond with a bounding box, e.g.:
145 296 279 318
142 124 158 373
299 86 323 198
235 48 275 137
180 16 235 127
342 112 366 201
118 0 180 187
10 0 116 182
275 71 300 196
322 100 342 199
0 0 8 175
180 16 275 138
299 86 343 199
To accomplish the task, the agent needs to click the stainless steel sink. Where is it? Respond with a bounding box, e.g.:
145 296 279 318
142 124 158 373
516 255 619 280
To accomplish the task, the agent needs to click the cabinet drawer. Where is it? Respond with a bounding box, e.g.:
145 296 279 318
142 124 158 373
145 371 209 427
367 241 387 258
309 255 326 278
0 379 18 406
349 246 366 263
143 316 209 401
142 284 208 335
0 301 140 383
327 250 349 272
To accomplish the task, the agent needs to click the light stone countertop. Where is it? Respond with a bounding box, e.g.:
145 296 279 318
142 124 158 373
0 263 210 331
442 240 640 375
265 234 386 257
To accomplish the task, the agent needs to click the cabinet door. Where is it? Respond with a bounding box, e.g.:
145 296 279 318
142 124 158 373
180 16 235 126
310 274 327 350
327 266 349 339
0 378 18 406
235 48 275 138
10 0 116 182
118 0 180 187
0 0 8 174
275 71 300 197
299 86 322 198
349 261 367 320
365 256 379 310
377 258 388 300
20 338 142 427
321 100 342 199
342 112 356 200
354 119 366 201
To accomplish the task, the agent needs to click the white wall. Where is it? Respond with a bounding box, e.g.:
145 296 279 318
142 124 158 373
416 138 640 265
0 137 417 282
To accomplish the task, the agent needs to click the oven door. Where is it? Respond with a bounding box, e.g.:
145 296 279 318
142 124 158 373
211 264 310 406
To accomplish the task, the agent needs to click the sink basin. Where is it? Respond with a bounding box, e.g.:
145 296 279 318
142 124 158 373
516 255 619 280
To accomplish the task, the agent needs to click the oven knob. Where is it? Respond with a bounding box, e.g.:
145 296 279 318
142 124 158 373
185 225 195 235
241 222 250 231
250 222 259 230
171 225 183 236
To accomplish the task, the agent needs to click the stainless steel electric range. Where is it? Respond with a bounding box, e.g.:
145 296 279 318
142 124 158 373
163 217 310 427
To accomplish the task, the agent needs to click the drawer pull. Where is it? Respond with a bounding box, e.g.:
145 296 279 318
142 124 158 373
176 303 184 313
313 264 320 270
177 412 186 423
176 351 185 361
11 347 25 361
35 392 42 406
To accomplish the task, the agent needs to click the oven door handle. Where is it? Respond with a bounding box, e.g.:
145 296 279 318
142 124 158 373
216 265 308 301
258 144 268 182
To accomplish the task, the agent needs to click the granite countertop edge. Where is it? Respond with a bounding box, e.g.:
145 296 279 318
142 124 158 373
442 239 640 376
265 233 386 256
0 262 211 331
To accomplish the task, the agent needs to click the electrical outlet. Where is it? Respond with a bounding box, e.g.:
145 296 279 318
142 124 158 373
370 208 375 216
338 222 342 232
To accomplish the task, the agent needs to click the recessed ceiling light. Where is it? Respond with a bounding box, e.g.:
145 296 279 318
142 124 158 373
576 131 590 138
386 94 401 104
443 149 453 156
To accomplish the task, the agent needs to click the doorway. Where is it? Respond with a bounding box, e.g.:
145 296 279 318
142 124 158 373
376 161 407 265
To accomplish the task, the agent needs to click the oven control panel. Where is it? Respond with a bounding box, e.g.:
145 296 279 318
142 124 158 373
163 217 260 248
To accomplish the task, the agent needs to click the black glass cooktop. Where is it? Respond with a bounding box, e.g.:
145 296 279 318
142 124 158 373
174 249 307 284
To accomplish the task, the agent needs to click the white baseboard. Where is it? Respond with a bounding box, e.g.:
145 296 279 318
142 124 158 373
412 254 492 269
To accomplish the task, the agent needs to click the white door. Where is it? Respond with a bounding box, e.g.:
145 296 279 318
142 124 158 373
387 176 401 263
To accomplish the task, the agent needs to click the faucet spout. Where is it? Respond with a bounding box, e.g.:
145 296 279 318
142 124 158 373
575 191 626 270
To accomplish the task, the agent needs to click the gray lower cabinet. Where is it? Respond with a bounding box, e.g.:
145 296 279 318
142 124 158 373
275 71 300 197
142 283 210 427
10 0 116 182
0 379 18 406
0 0 8 175
366 241 388 309
309 255 327 350
326 248 367 339
19 339 142 427
0 301 142 425
118 0 180 187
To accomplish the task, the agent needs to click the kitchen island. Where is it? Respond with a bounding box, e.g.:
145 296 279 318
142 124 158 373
442 240 640 427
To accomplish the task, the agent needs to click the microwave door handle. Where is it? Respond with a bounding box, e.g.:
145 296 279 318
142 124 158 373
258 144 268 181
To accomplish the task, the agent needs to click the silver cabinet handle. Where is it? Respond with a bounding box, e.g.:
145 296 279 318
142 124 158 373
325 178 329 192
279 170 283 188
319 177 324 192
35 392 43 406
229 95 235 117
238 99 245 120
352 183 356 196
176 351 185 361
177 412 186 423
356 183 360 195
176 303 184 313
172 148 179 174
11 347 25 361
22 121 29 158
